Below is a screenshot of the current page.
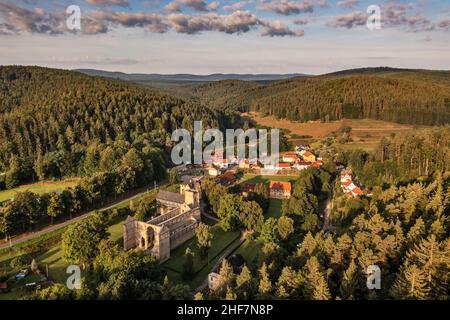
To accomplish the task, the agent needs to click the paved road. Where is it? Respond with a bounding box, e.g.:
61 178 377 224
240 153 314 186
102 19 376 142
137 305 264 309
0 182 168 250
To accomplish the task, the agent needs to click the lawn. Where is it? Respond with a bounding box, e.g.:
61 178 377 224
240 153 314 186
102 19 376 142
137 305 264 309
0 178 80 202
241 174 297 185
163 226 240 274
266 199 283 219
234 238 262 269
230 197 283 270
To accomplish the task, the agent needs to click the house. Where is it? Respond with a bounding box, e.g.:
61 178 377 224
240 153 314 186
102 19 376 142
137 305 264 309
351 186 364 197
340 169 366 198
251 162 262 170
340 170 353 183
282 152 299 163
213 158 229 169
207 167 220 177
208 272 223 291
216 171 236 185
276 162 292 171
295 144 310 153
300 150 316 162
312 161 323 168
269 181 292 199
341 180 354 191
238 160 251 169
293 161 311 171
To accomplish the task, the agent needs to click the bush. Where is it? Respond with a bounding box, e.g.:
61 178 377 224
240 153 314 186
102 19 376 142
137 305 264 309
10 254 33 269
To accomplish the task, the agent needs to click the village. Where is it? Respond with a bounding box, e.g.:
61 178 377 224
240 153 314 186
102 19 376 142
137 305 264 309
167 143 370 291
178 144 326 199
0 142 370 297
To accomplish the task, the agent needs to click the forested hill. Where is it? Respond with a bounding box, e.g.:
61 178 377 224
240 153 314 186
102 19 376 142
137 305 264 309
0 66 239 185
165 68 450 126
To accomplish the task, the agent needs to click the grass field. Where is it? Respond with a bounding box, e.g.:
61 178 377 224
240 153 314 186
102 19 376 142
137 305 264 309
245 112 419 152
266 199 282 219
241 174 297 185
163 226 240 274
0 178 80 202
162 226 240 289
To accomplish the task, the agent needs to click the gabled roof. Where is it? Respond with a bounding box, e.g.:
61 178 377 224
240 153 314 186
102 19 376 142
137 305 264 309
156 190 185 204
277 163 292 168
283 152 298 157
342 180 353 188
351 187 364 195
269 181 292 193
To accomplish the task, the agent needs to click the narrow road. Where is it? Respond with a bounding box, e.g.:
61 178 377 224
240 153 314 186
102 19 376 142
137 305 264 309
200 202 220 223
0 182 168 250
194 231 249 293
322 177 336 232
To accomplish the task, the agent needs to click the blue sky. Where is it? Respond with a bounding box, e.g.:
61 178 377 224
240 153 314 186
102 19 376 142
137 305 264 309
0 0 449 74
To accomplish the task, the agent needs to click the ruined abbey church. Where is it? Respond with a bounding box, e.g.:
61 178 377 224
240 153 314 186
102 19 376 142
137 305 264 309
123 178 202 262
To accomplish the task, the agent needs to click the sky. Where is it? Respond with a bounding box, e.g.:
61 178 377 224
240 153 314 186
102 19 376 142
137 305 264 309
0 0 449 74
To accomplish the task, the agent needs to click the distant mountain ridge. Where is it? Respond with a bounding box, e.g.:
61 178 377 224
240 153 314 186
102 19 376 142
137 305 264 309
74 69 307 82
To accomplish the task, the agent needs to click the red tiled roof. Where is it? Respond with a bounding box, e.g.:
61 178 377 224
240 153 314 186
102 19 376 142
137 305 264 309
352 187 364 195
283 152 297 157
342 180 353 188
269 181 292 192
277 163 292 168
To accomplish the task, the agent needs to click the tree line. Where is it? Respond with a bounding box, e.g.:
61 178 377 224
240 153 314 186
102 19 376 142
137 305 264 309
167 71 450 126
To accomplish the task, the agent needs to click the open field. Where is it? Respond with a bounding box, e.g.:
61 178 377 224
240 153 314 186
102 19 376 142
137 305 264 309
244 112 419 151
0 178 80 202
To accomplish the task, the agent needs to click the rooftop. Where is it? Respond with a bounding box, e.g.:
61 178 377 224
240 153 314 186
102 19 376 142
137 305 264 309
269 181 292 192
156 190 185 204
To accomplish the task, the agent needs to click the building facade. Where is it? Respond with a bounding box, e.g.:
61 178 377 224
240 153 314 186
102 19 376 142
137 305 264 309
123 179 202 263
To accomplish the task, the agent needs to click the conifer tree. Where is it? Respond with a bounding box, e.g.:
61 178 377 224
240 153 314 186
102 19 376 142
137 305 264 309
390 264 430 300
340 260 359 300
236 265 254 299
303 257 332 300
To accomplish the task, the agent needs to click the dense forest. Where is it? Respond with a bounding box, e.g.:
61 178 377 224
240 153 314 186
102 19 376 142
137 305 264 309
199 144 449 300
336 126 450 188
0 66 240 188
158 68 450 126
